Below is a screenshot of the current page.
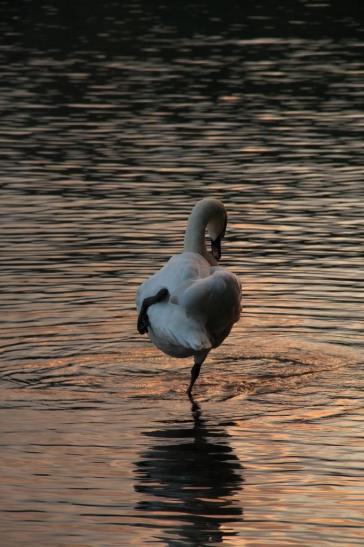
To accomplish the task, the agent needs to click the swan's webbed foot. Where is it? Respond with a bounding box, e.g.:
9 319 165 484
137 311 150 334
137 287 169 335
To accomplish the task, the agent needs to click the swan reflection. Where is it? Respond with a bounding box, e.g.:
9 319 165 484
134 400 243 544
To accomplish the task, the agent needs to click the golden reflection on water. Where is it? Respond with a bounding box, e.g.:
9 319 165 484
1 340 364 545
1 0 364 544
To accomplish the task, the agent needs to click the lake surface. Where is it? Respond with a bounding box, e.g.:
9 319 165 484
1 1 364 545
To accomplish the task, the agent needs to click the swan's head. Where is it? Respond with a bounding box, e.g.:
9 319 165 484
191 198 227 261
184 198 228 262
207 208 227 261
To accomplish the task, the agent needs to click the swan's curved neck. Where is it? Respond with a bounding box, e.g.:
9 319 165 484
183 199 225 261
183 212 207 256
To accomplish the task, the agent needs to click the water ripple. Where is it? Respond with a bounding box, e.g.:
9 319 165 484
1 1 364 545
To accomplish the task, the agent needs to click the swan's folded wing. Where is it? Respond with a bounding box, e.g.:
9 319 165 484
147 302 212 357
179 268 241 336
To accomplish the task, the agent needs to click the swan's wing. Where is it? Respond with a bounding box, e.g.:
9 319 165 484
136 252 210 312
179 267 241 344
136 254 240 356
136 252 213 357
147 302 212 357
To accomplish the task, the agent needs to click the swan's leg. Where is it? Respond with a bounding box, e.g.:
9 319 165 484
187 350 209 396
137 287 169 334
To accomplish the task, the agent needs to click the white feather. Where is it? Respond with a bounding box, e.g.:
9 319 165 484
136 199 241 363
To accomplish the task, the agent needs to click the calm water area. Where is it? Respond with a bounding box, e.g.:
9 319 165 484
1 1 364 545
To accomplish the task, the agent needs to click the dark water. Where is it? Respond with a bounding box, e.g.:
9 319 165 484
1 1 364 545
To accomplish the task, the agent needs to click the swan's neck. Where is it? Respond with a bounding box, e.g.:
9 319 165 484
183 198 226 263
183 213 207 257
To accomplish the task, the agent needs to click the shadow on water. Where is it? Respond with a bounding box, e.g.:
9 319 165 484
134 398 243 545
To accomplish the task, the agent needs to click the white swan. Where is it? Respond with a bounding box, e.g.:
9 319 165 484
136 198 241 395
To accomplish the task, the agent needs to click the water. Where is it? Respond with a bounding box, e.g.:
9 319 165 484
1 1 364 545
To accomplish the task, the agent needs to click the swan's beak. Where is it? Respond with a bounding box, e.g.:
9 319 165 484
211 237 222 260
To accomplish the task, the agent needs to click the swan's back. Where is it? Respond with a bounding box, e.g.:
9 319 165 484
136 252 209 309
136 252 241 357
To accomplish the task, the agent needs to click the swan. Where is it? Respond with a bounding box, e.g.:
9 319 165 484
136 198 241 395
